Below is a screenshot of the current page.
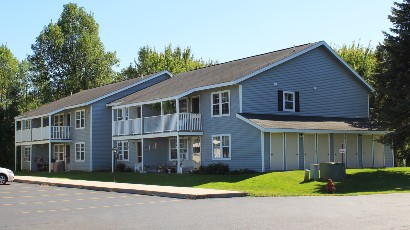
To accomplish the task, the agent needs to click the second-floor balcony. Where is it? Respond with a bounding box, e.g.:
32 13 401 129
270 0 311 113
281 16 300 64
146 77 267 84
112 113 202 136
15 126 71 143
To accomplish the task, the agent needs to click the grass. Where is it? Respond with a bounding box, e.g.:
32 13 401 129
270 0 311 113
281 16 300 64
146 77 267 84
16 167 410 196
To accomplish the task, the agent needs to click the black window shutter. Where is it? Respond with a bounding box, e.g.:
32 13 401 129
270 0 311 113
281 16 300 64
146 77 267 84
295 91 300 112
278 90 283 111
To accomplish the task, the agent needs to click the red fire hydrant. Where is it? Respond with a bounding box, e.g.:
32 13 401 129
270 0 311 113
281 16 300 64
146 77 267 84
326 179 336 194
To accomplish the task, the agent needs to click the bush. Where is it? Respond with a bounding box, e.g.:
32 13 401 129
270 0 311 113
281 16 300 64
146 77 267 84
229 168 258 175
195 163 230 175
116 163 126 172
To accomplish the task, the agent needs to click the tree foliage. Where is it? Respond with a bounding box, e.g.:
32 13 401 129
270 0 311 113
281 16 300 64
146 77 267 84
373 0 410 164
0 44 22 168
28 3 119 104
334 41 377 86
122 44 216 79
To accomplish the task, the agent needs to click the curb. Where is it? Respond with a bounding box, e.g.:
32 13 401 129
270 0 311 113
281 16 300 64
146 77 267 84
13 179 247 199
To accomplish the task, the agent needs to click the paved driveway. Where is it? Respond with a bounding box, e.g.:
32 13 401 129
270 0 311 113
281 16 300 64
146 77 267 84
1 182 410 230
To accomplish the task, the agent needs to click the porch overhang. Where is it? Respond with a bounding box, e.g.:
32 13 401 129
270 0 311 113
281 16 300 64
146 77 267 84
236 113 390 135
112 131 203 140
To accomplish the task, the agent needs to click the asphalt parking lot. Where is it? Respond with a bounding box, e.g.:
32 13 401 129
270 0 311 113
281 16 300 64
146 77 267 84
2 182 410 230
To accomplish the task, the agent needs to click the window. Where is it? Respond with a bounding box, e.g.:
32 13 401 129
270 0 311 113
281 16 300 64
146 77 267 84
179 99 188 113
75 110 85 129
117 141 129 161
212 90 230 117
283 91 295 112
278 90 300 112
23 146 31 162
116 108 129 121
54 144 65 161
169 137 188 161
22 120 31 130
75 142 85 162
212 134 231 160
54 114 64 126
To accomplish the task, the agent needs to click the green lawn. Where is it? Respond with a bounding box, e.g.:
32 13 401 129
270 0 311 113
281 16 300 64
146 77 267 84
16 167 410 196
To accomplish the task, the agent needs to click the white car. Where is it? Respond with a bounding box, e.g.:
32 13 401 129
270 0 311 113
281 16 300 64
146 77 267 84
0 167 14 185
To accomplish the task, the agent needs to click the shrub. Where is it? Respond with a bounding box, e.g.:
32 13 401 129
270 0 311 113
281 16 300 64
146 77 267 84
116 163 126 172
194 163 230 175
229 168 258 175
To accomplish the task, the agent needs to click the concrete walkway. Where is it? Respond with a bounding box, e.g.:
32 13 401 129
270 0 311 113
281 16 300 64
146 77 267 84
13 176 247 199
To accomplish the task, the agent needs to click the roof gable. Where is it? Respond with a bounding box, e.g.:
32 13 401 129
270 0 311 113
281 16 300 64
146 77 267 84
16 71 172 119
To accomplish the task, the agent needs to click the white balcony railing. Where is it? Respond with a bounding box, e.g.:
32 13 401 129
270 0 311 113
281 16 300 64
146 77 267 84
15 126 70 142
144 116 162 134
51 126 71 139
112 119 142 136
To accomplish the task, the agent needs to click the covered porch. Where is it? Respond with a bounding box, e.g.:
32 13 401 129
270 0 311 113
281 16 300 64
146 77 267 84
112 134 202 174
237 113 394 172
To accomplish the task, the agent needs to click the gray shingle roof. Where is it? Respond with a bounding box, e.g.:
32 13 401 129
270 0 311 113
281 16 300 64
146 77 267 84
238 113 386 133
111 42 320 106
16 72 167 119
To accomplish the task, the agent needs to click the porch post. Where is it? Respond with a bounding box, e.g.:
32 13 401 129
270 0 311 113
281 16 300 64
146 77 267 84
141 138 144 172
14 145 17 171
314 133 318 164
48 142 52 173
176 99 180 131
261 131 265 172
41 116 43 139
161 101 164 132
111 140 115 173
177 134 181 174
49 115 52 139
140 105 144 134
371 134 375 168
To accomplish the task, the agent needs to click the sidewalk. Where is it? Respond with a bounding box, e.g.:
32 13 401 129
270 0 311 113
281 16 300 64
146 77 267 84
14 176 247 199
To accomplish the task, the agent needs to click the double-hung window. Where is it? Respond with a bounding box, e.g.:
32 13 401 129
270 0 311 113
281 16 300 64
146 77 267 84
212 90 230 117
75 142 85 162
23 146 31 162
116 108 129 121
212 134 231 160
22 120 31 130
169 137 188 161
278 90 300 112
75 110 85 129
283 91 295 112
117 141 129 161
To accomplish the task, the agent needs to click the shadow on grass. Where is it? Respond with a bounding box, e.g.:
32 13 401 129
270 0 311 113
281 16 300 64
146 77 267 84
16 171 261 187
313 170 410 194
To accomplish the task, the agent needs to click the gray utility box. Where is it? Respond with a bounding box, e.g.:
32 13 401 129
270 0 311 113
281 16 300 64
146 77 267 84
319 162 345 182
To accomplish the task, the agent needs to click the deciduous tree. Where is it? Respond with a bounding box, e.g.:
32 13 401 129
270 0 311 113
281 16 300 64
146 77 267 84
29 3 119 103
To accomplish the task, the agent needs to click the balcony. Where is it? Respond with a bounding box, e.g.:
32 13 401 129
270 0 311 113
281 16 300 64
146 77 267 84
112 113 202 136
15 126 71 143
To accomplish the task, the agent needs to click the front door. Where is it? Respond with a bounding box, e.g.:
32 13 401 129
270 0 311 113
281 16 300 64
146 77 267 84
192 136 201 169
191 96 200 113
65 145 70 171
317 134 330 164
270 133 284 171
137 142 142 164
304 134 316 169
53 144 65 172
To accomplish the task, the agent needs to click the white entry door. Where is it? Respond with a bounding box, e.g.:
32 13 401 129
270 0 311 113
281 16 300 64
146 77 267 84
304 134 316 169
285 133 299 170
270 133 284 171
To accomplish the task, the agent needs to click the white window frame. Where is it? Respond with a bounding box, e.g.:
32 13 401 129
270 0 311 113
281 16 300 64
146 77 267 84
22 120 31 130
116 108 129 121
23 146 31 162
75 110 85 129
117 141 129 161
211 90 230 117
179 98 188 113
212 134 231 160
75 142 85 162
283 91 295 112
169 137 188 161
53 144 65 161
54 113 64 126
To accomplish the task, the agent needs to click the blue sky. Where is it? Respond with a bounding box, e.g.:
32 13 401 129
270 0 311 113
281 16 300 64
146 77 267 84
1 0 394 70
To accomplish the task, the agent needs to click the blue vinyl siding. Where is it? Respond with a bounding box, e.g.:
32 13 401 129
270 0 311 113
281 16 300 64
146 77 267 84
198 85 262 171
92 73 170 171
241 46 370 118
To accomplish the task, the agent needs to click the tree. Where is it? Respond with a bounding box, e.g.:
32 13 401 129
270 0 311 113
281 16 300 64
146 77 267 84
28 3 119 104
0 44 22 169
122 44 215 79
373 0 410 165
333 41 377 86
